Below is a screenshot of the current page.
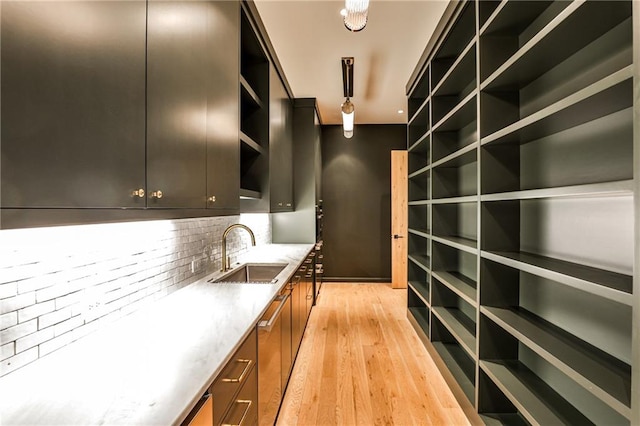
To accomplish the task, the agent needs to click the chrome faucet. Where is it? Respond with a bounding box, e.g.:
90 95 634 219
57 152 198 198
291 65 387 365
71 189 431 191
221 224 256 272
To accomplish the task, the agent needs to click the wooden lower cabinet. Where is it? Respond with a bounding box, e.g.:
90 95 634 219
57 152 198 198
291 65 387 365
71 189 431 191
211 329 258 426
184 393 214 426
220 368 258 426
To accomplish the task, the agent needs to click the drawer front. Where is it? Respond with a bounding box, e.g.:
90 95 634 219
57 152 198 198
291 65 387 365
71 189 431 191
212 329 257 426
184 393 213 426
220 365 258 426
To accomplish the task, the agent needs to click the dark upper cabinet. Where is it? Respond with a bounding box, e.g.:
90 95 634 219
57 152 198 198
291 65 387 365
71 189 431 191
1 1 147 208
205 1 240 213
269 65 294 212
146 0 209 209
147 0 241 211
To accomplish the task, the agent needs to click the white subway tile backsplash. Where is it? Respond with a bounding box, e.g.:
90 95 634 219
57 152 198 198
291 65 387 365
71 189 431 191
38 331 74 358
15 327 55 353
0 283 17 299
0 342 14 362
0 347 37 376
55 291 83 310
35 280 87 304
53 316 84 337
0 293 36 316
16 274 60 295
0 319 37 343
0 214 271 377
17 300 55 323
38 307 73 330
0 312 18 331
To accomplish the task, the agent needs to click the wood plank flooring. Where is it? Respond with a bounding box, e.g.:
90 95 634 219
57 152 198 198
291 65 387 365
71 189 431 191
277 283 471 426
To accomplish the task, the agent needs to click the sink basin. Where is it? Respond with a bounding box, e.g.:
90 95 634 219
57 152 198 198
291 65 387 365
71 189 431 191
209 263 287 284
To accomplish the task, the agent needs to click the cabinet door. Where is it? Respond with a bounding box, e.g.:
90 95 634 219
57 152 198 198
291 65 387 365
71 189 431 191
206 1 240 213
269 65 294 212
291 275 303 357
147 0 208 208
1 1 146 208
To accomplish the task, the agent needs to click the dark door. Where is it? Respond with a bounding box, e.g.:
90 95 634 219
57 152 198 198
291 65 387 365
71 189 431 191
1 1 147 208
206 1 240 213
269 65 293 212
146 0 208 208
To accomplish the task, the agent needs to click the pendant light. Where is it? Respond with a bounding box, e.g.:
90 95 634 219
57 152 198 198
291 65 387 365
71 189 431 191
341 57 355 139
341 98 354 139
343 0 369 32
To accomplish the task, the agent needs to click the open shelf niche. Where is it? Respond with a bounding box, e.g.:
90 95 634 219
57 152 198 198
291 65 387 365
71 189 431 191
406 0 638 422
239 7 269 198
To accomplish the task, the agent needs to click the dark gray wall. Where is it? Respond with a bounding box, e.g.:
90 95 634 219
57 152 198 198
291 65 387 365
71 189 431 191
321 124 407 281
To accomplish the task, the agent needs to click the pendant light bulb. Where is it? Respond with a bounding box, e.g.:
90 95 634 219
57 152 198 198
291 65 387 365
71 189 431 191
341 98 355 139
343 0 369 32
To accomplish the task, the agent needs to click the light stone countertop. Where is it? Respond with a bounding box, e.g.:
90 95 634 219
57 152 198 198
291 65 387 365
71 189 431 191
0 243 314 425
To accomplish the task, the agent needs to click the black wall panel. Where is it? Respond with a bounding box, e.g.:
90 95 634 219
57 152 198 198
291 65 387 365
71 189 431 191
321 124 406 281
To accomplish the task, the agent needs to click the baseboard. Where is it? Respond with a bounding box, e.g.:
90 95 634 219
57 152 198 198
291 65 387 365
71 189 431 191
322 277 391 283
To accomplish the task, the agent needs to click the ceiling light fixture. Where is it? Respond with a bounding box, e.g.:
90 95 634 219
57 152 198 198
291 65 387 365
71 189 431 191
343 0 369 32
342 98 354 139
341 57 355 139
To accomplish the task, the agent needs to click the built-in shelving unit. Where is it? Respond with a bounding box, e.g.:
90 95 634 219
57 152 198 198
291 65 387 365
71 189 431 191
239 7 269 198
406 0 637 423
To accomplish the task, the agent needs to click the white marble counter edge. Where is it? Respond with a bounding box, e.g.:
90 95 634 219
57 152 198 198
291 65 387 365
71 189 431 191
0 243 314 426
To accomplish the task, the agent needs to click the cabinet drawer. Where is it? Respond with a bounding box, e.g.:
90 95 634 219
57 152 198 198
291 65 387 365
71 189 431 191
212 329 257 426
220 364 258 426
183 393 213 426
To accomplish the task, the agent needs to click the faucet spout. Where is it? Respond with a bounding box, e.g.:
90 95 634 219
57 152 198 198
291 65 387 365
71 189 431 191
221 224 256 272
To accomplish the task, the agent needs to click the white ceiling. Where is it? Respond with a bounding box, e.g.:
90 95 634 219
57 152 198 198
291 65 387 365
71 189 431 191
254 0 449 125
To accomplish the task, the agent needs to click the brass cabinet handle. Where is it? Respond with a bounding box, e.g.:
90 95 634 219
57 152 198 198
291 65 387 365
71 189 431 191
150 190 163 199
131 188 145 198
221 359 252 383
221 400 252 426
258 294 289 332
208 195 216 203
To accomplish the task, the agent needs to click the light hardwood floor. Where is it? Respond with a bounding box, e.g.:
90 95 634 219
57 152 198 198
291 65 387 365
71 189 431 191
277 283 471 426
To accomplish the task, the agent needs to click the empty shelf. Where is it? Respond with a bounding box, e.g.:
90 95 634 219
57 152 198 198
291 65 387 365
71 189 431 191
408 281 430 307
240 130 264 154
432 306 476 357
432 270 476 306
481 67 632 146
431 235 477 254
480 360 594 426
482 306 631 418
480 413 529 426
408 254 431 272
433 91 477 133
408 307 430 335
481 180 633 202
408 228 430 239
432 341 475 403
481 251 633 306
240 75 264 109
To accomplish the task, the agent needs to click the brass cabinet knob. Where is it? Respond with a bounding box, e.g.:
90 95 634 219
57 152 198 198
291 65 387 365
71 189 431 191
208 195 216 203
286 203 292 207
150 190 163 199
131 188 145 198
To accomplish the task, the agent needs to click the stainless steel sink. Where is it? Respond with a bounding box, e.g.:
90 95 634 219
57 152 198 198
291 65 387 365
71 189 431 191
209 263 287 284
